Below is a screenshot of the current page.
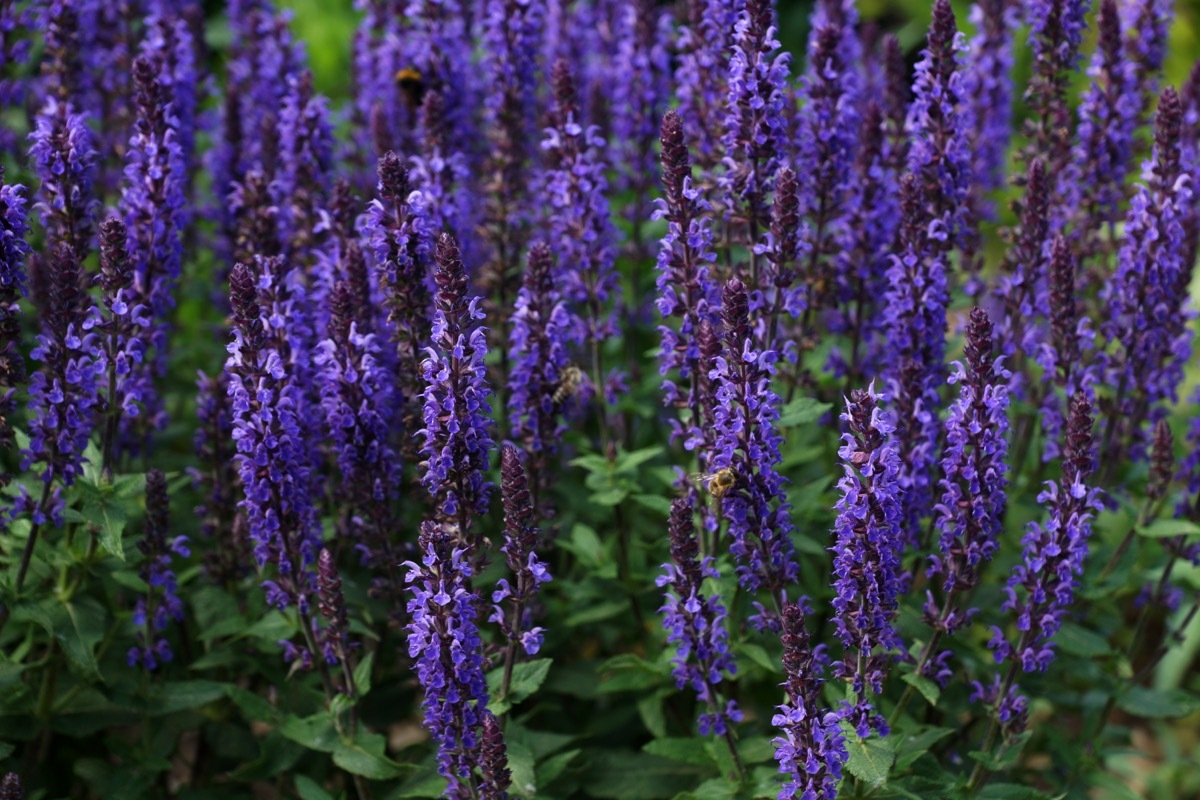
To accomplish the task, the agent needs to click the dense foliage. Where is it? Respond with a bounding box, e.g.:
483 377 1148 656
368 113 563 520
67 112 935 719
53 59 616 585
0 0 1198 798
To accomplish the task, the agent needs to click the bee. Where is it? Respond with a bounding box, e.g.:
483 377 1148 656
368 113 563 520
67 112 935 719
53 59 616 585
552 364 585 406
395 66 428 111
690 467 738 499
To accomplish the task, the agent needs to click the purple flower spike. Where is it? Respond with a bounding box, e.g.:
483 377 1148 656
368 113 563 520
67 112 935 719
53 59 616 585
22 244 98 489
674 0 740 177
419 233 496 543
1101 88 1193 463
905 0 973 259
364 151 433 451
796 15 859 314
315 280 399 576
226 260 321 634
655 110 720 456
1062 0 1139 256
961 0 1017 201
884 175 949 543
829 385 904 738
491 445 552 657
0 772 24 800
404 520 494 797
121 54 189 442
991 393 1101 677
316 548 353 669
772 601 846 800
128 469 189 671
656 496 741 736
709 278 798 629
722 0 792 244
507 242 579 490
29 98 97 258
1022 0 1090 175
541 60 620 346
0 167 31 488
479 710 512 799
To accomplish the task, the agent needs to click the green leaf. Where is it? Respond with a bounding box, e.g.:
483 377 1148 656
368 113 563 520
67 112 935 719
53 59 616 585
224 685 283 724
968 731 1031 771
738 736 775 765
353 650 375 696
151 680 227 715
569 454 611 474
636 691 668 738
1055 622 1113 658
332 732 411 780
778 397 833 427
507 737 537 799
901 672 941 707
488 658 552 714
894 726 955 771
538 748 580 787
979 784 1058 799
73 473 144 562
18 597 106 680
279 714 339 753
737 642 780 674
1116 686 1200 719
629 493 673 516
589 486 630 506
841 725 894 790
1137 519 1200 539
681 777 739 800
597 654 669 693
642 738 717 767
614 445 663 472
578 751 707 799
294 775 336 800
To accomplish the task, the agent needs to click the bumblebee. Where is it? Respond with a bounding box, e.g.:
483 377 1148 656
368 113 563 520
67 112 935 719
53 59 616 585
552 364 585 406
690 467 737 500
395 66 428 110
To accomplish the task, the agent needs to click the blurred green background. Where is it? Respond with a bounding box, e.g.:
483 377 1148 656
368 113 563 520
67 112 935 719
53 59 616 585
246 0 1200 102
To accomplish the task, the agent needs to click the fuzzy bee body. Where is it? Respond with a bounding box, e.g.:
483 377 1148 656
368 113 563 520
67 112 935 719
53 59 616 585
690 467 737 499
552 364 585 406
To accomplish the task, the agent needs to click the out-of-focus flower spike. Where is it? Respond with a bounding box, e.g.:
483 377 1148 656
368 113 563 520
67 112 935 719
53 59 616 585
1021 0 1089 177
0 772 24 800
0 166 30 490
721 0 792 251
1101 87 1193 464
491 445 552 659
674 0 741 179
128 469 189 671
962 0 1017 201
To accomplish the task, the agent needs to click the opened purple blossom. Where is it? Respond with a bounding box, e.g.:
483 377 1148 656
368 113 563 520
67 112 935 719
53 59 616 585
29 98 97 258
0 168 30 487
657 496 741 736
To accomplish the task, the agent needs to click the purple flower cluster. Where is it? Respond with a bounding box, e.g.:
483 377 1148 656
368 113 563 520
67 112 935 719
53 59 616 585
419 233 495 539
657 497 740 736
492 446 552 656
226 261 321 625
404 520 497 796
1101 88 1193 461
709 278 797 628
772 601 846 800
829 385 904 737
128 469 189 671
655 111 720 454
0 167 30 488
541 61 619 345
989 394 1101 717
